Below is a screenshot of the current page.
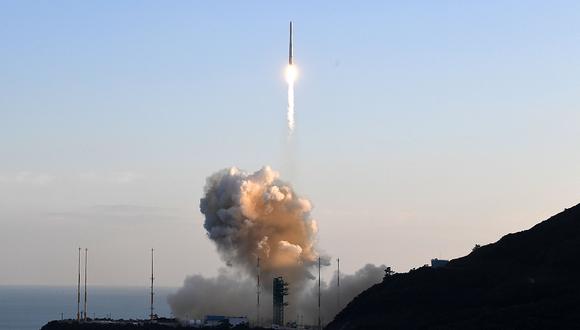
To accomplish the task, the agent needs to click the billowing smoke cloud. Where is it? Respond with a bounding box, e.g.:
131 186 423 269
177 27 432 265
168 166 386 325
297 263 386 325
167 269 259 319
168 263 386 324
200 166 318 283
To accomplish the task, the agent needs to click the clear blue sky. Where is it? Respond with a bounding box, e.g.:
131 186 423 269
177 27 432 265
1 1 580 286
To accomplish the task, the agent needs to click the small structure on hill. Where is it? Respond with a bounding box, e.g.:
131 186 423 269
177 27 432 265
431 258 449 268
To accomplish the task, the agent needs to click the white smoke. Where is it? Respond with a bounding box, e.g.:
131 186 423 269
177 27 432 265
286 65 296 136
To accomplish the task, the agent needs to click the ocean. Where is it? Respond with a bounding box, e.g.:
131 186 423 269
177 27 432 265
0 286 175 330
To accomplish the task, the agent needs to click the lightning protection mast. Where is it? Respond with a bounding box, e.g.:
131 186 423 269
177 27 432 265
77 247 81 321
150 248 155 321
84 248 88 321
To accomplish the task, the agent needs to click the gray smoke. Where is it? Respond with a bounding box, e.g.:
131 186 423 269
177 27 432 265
297 263 386 325
168 263 386 324
167 268 259 319
168 166 386 325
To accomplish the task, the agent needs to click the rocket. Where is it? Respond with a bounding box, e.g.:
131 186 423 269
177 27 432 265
289 21 294 65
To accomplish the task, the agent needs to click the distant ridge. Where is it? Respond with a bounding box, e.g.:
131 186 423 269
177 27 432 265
326 203 580 329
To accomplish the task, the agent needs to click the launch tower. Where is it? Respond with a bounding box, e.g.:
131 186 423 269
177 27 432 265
273 276 289 326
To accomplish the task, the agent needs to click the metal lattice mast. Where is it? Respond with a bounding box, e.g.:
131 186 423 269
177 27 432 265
77 247 81 321
150 248 154 320
84 248 88 320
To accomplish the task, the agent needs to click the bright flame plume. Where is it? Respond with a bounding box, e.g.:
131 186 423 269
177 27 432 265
286 64 297 135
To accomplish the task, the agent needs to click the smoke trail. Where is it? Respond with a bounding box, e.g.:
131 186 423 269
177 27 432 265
286 65 297 135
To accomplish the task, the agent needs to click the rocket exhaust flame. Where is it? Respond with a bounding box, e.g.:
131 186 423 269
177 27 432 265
286 65 296 135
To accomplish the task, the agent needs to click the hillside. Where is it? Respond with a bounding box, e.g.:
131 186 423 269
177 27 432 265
326 204 580 330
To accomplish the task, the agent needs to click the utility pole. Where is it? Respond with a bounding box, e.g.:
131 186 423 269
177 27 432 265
150 248 154 321
77 247 81 321
84 248 88 321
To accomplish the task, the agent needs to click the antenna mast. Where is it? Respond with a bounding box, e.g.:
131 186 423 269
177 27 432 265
77 247 81 321
84 248 88 320
150 248 154 321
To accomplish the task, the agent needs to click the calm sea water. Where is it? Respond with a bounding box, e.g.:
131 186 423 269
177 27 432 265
0 286 175 330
